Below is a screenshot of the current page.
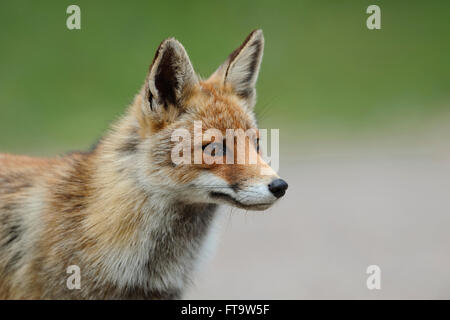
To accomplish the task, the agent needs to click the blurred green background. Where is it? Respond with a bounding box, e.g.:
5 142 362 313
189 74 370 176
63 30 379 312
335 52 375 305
0 0 449 155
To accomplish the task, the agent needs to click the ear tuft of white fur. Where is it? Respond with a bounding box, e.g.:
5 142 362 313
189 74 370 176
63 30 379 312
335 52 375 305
225 30 264 91
213 29 265 108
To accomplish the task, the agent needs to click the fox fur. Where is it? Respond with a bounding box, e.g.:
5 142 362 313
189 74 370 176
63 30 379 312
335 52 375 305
0 29 286 299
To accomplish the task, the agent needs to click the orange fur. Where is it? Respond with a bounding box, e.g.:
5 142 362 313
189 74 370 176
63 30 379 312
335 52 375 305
0 30 286 299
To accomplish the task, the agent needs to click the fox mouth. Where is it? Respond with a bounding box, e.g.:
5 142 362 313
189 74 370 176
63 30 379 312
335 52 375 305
209 191 273 211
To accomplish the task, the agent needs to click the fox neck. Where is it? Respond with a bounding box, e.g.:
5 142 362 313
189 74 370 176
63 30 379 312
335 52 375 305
70 103 219 297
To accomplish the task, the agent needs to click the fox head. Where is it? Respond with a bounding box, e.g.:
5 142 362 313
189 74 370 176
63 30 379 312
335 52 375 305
121 30 287 211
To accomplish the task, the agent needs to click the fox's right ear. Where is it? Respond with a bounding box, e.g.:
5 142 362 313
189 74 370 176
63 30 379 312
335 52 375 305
143 38 198 114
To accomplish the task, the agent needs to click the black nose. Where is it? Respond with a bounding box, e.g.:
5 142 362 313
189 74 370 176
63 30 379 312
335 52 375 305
268 179 288 198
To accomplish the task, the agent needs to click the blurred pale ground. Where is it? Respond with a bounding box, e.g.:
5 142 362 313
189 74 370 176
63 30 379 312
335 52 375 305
187 119 450 299
1 1 449 299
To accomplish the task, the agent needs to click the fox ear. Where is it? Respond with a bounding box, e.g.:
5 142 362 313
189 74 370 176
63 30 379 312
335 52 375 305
145 38 198 112
212 29 264 108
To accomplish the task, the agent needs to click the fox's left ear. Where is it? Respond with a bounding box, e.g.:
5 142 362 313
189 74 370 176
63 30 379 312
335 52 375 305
211 29 264 108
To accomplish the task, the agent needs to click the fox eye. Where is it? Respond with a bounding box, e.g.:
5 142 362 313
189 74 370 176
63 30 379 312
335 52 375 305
202 140 227 157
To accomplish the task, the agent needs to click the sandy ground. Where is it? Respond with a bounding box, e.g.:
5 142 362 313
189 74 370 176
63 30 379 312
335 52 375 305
186 129 450 299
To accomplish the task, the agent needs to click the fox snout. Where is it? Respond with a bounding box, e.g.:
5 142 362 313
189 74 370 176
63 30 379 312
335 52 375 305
196 170 287 211
268 178 288 199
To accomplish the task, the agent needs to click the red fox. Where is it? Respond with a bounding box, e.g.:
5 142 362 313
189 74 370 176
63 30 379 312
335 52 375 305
0 29 287 299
